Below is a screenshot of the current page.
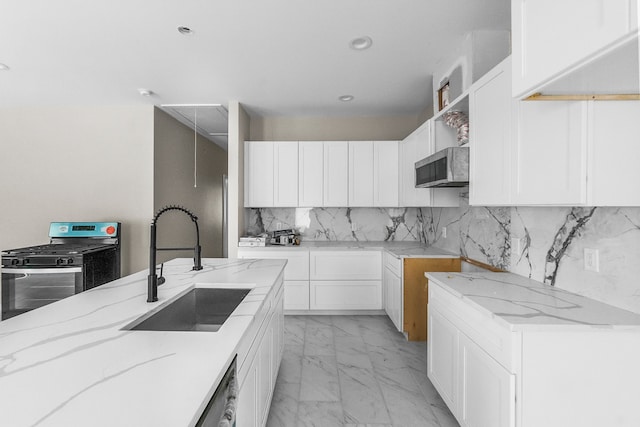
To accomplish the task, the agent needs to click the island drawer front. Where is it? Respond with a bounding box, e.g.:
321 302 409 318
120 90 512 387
429 281 515 371
383 251 402 276
237 285 277 382
237 249 310 280
310 250 382 281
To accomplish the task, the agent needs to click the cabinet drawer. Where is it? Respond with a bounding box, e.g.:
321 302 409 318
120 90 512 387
310 280 382 310
429 282 515 371
237 249 309 280
284 280 309 310
383 251 402 277
310 250 381 280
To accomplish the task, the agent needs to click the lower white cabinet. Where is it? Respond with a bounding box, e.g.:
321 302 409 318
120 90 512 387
237 248 310 311
383 253 402 331
310 280 382 310
428 298 517 427
428 276 640 427
237 284 284 427
458 333 515 427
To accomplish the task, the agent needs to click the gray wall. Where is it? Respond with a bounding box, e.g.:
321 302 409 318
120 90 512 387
249 114 425 141
153 108 228 261
0 106 155 275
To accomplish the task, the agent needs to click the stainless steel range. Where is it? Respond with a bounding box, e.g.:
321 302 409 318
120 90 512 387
1 222 121 320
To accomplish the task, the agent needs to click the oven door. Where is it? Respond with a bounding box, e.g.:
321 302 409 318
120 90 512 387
1 267 83 320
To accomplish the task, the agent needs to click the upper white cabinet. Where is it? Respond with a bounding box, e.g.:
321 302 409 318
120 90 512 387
373 141 400 207
274 142 299 207
512 0 639 98
587 100 640 206
469 56 640 206
245 141 298 207
323 141 349 206
245 141 275 207
298 141 324 207
469 57 514 206
513 101 587 205
348 141 375 206
349 141 400 207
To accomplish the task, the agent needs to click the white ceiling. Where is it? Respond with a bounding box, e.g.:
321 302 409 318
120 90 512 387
0 0 510 119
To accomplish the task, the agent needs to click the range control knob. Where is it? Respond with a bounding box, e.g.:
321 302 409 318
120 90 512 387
67 258 74 264
11 259 20 265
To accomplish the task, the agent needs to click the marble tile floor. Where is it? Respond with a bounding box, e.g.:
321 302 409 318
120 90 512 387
266 315 459 427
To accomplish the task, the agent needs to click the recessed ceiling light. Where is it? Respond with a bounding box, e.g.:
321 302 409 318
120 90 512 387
0 63 10 71
339 95 354 102
138 88 153 97
177 26 193 35
349 36 373 50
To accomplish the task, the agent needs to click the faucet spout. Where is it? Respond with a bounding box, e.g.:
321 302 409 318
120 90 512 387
147 205 203 303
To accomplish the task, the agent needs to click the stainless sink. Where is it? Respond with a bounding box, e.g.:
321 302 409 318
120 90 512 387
128 287 251 332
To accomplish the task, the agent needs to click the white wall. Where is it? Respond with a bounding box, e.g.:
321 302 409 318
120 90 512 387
227 101 250 258
0 106 154 275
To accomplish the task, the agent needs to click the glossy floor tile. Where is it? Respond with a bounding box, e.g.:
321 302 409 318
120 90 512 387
266 315 459 427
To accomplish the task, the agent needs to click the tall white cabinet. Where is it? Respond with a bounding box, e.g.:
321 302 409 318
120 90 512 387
298 141 324 207
323 142 349 207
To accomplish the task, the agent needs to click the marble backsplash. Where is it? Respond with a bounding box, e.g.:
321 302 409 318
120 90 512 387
246 197 640 314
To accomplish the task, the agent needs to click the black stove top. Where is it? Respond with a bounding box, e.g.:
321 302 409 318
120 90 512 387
3 242 115 257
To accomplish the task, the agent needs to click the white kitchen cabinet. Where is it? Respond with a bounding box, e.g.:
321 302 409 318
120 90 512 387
427 274 640 427
237 248 310 311
298 141 324 207
512 0 638 98
587 100 640 206
383 252 402 332
245 141 274 207
310 250 381 281
513 101 587 205
245 141 298 207
458 333 515 427
373 140 399 207
428 307 459 411
323 141 349 206
309 250 382 310
237 279 284 427
273 142 298 206
469 56 514 206
383 265 402 331
310 280 382 310
348 141 374 206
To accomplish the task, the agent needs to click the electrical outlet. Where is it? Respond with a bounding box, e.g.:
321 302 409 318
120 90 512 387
511 237 522 254
442 227 447 238
277 222 282 230
584 248 599 272
351 222 357 231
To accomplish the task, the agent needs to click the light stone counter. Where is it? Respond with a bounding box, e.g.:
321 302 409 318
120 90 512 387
0 257 286 427
239 241 458 258
427 271 640 330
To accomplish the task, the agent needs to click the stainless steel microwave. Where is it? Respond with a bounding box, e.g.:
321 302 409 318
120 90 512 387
415 146 469 188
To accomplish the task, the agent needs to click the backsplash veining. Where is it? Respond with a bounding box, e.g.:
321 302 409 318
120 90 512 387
247 199 640 314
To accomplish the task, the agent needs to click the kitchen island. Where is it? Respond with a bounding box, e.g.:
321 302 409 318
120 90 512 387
0 257 286 427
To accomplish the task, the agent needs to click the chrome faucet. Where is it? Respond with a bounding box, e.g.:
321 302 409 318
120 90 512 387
147 205 203 302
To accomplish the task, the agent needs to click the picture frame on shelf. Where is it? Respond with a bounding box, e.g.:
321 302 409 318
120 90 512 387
438 80 450 111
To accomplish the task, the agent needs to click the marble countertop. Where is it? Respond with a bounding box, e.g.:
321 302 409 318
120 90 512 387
0 257 286 427
239 241 458 258
427 272 640 331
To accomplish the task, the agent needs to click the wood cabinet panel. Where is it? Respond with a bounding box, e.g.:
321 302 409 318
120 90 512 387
403 257 461 341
